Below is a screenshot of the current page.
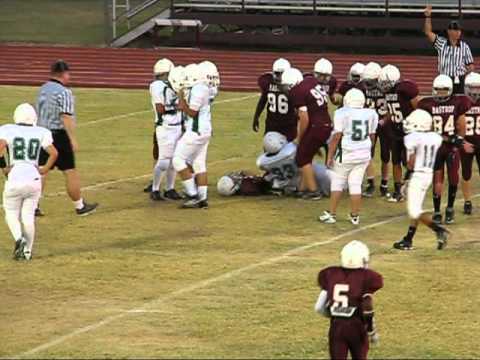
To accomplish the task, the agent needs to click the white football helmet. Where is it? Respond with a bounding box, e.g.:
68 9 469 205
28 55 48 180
343 88 366 109
362 62 382 89
341 240 370 269
153 58 174 75
217 175 239 196
263 131 287 155
199 60 220 87
465 72 480 102
403 109 433 134
314 58 333 84
281 68 304 91
14 103 37 126
432 74 453 102
379 64 401 92
272 58 291 83
184 63 204 88
349 62 365 83
168 66 186 92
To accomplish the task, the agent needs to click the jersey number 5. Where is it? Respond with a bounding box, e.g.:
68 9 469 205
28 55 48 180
267 93 289 114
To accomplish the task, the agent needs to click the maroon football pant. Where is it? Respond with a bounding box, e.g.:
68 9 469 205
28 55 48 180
434 144 460 186
371 122 392 163
390 133 406 166
265 120 297 142
461 138 480 181
296 124 332 167
329 318 369 360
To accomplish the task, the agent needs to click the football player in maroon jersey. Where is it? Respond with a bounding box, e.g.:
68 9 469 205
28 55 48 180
313 58 340 105
418 75 473 224
461 73 480 214
252 58 298 142
315 240 383 360
282 67 333 200
361 62 391 197
379 65 420 202
337 63 366 100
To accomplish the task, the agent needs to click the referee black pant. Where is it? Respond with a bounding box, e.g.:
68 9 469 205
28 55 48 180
450 75 465 95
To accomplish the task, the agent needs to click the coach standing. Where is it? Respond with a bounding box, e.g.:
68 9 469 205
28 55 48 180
423 5 475 94
37 60 98 216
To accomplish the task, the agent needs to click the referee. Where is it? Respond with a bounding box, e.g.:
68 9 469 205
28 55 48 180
424 5 475 94
37 60 98 216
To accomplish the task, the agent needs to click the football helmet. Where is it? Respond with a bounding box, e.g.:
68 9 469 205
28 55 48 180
341 240 370 269
14 103 37 126
153 58 174 75
168 66 186 92
263 131 287 155
281 68 304 92
465 72 480 103
199 60 220 87
362 62 382 90
184 63 204 88
314 58 333 84
432 74 453 103
403 109 433 133
349 62 365 84
344 88 366 109
217 175 239 196
378 65 401 92
272 58 291 83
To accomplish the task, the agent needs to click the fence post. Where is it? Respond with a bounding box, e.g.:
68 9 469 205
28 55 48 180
170 0 175 16
112 0 117 39
385 0 389 17
458 0 463 18
242 0 245 13
313 0 317 15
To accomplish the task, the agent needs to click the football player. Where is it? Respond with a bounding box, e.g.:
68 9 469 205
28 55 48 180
199 60 220 104
0 103 58 260
393 110 448 250
361 62 390 198
252 58 298 141
256 132 331 196
217 172 272 197
461 72 480 214
315 240 383 360
282 67 332 200
148 58 183 201
379 64 420 202
417 75 473 224
313 58 340 105
337 63 366 99
173 64 212 209
319 89 378 225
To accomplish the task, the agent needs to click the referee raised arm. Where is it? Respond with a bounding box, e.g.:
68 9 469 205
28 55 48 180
37 60 98 216
424 5 475 94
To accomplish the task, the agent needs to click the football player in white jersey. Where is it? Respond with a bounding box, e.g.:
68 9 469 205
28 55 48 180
319 89 378 225
256 132 331 196
173 63 212 209
0 103 58 260
148 58 183 201
199 61 220 103
393 110 448 250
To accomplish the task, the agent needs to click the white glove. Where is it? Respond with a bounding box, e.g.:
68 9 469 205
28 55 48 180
369 331 380 345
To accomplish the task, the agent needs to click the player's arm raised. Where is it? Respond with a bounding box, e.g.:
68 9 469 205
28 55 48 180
252 92 268 132
423 5 436 44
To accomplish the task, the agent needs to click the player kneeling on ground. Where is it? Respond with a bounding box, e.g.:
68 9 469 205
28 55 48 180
172 64 212 209
217 172 272 197
0 104 58 260
394 110 449 250
319 89 378 225
315 240 383 360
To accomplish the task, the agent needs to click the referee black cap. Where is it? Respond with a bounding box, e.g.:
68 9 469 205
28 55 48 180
448 21 462 31
51 59 70 74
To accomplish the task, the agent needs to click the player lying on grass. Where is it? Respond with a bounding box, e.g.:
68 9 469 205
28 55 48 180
461 72 480 214
315 240 383 360
393 109 450 251
319 89 378 225
0 103 58 260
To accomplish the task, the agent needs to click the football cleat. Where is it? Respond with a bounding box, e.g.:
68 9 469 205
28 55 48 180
319 211 336 224
150 191 165 201
13 238 26 260
436 227 450 250
362 184 375 198
294 191 305 198
302 191 323 201
23 250 32 261
35 208 45 217
387 191 404 203
464 201 473 215
143 182 153 193
432 212 442 224
164 189 183 200
445 207 455 224
182 196 209 209
349 214 360 225
76 202 98 217
393 238 414 250
380 184 389 197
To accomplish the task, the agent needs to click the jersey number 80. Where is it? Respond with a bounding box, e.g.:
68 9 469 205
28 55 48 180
13 137 41 161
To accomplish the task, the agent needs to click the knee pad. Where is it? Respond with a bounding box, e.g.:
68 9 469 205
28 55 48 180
192 159 207 174
348 180 363 195
172 156 187 172
155 158 170 172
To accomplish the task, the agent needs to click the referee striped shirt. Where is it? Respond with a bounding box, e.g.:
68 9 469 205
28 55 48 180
434 35 474 77
37 79 75 130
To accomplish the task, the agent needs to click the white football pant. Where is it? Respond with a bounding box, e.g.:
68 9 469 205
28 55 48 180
407 172 433 219
152 125 182 192
172 131 210 174
331 161 369 195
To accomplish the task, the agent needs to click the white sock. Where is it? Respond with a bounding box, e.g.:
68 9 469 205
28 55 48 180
74 198 84 210
183 178 197 197
198 185 208 201
5 210 22 242
21 208 35 252
152 159 169 192
165 164 177 191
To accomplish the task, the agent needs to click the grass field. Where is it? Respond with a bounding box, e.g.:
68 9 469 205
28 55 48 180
0 85 480 358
